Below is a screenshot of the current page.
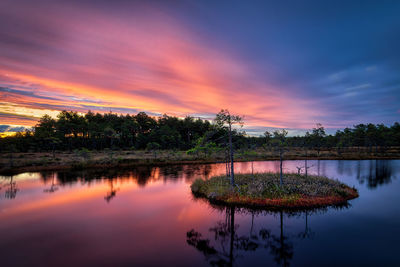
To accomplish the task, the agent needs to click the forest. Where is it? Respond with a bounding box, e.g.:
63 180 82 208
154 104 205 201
1 110 400 153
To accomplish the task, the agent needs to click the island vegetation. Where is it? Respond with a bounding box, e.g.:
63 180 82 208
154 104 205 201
190 173 358 209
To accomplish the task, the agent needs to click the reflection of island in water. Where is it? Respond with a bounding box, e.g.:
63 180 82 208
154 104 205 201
187 205 347 267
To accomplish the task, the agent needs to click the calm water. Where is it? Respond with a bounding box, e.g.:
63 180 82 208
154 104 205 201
0 160 399 267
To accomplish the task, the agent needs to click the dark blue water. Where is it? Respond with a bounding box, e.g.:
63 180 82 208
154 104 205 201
0 160 399 266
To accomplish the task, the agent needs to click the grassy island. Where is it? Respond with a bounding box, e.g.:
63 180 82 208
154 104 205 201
191 173 358 209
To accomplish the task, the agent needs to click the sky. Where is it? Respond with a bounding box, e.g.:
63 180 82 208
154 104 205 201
0 0 399 136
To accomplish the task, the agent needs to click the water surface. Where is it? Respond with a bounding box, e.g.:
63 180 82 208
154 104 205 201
1 160 399 266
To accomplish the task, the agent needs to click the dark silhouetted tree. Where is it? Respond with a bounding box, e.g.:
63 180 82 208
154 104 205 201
214 109 243 186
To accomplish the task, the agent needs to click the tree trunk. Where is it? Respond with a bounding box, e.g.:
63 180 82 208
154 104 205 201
229 124 234 186
225 149 230 177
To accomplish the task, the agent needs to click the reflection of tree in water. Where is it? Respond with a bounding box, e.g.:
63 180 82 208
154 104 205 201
187 205 348 267
183 164 213 181
337 160 354 177
268 211 293 266
4 176 19 199
357 160 395 189
48 167 155 187
159 164 213 182
159 165 182 179
43 172 59 193
297 211 315 240
104 179 119 203
187 207 294 267
187 206 262 266
134 166 157 186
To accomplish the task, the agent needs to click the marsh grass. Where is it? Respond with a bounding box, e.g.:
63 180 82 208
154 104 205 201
191 172 358 208
2 147 400 175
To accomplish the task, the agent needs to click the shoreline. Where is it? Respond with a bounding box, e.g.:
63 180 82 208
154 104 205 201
193 191 359 210
1 150 399 175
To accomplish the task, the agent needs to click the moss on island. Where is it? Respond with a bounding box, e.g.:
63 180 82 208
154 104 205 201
191 173 358 209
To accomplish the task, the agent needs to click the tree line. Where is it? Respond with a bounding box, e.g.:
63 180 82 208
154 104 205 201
263 122 400 151
0 111 213 152
0 110 399 154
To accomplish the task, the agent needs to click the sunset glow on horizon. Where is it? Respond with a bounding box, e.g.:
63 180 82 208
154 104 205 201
1 0 399 135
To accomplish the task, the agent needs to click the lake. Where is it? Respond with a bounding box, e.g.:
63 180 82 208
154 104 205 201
1 160 399 266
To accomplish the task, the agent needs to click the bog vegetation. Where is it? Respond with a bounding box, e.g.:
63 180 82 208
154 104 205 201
191 173 359 208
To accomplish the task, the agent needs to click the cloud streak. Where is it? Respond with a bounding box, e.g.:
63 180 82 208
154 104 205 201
0 0 399 134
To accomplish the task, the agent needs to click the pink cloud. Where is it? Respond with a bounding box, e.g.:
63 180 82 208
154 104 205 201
0 1 323 130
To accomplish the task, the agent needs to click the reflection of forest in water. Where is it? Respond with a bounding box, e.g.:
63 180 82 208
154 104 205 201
0 164 214 201
336 160 396 189
0 160 398 201
39 164 214 202
48 164 213 186
187 205 348 267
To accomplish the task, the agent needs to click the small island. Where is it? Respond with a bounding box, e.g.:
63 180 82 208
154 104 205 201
191 173 359 209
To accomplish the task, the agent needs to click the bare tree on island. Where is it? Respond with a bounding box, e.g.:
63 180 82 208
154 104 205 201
215 109 243 187
272 129 288 186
